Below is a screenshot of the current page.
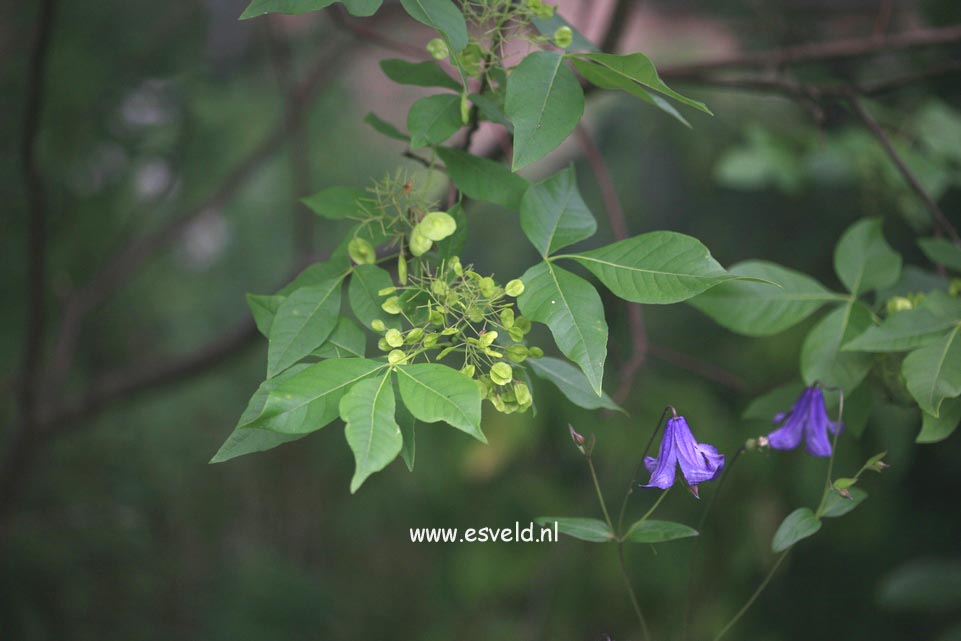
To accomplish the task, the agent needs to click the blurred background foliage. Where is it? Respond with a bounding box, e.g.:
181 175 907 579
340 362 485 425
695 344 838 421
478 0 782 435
3 0 961 639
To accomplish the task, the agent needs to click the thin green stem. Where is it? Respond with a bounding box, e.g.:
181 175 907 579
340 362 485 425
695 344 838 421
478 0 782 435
815 388 845 518
636 488 669 525
617 542 651 641
586 455 614 531
712 551 789 641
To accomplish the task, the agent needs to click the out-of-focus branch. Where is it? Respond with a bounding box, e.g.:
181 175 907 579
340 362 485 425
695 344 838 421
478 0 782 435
660 24 961 78
648 345 747 392
847 92 961 244
329 5 425 57
48 37 348 388
573 124 647 404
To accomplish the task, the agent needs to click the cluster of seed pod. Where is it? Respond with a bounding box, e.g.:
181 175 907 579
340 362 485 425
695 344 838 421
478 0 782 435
372 256 543 414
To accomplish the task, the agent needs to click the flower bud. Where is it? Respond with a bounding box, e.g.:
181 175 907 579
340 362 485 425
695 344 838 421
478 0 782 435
568 424 585 446
423 332 439 348
406 328 425 344
426 38 449 60
348 237 376 265
500 308 515 328
385 329 404 348
460 92 471 125
483 348 503 358
479 276 497 297
449 256 463 276
398 253 408 285
429 310 445 325
371 319 386 332
885 296 913 315
381 296 403 314
432 280 449 296
461 364 475 378
388 349 406 365
528 346 544 359
377 338 390 352
490 362 513 386
553 26 573 48
419 211 457 242
378 286 397 296
514 316 531 334
436 346 455 360
951 279 961 297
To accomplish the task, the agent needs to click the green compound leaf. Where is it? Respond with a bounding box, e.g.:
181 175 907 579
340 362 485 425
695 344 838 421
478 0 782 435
690 260 842 336
520 166 597 257
772 507 822 553
399 0 468 51
380 58 461 90
395 379 418 471
302 186 366 220
919 237 961 272
902 324 961 417
252 358 387 434
800 301 874 393
527 356 622 412
349 264 402 331
436 146 529 209
918 396 961 444
571 52 711 115
505 51 584 171
342 372 403 493
211 365 314 463
396 364 485 442
518 262 608 395
834 218 902 295
240 0 381 19
844 292 961 352
534 517 614 542
267 277 344 377
312 317 366 358
408 93 463 149
821 488 869 518
564 232 758 304
623 519 699 544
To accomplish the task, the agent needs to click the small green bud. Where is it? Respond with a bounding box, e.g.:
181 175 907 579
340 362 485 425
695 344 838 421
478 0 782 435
506 344 528 363
528 346 544 359
479 276 496 297
508 327 524 342
385 328 404 348
423 332 439 348
405 327 424 344
409 227 433 257
418 211 457 242
505 279 525 297
553 26 573 48
478 331 498 348
885 296 913 315
449 256 463 276
388 349 406 365
377 338 390 352
377 286 397 296
461 364 476 378
371 319 386 332
490 362 513 386
348 237 376 265
440 327 458 336
490 393 507 412
951 278 961 297
454 43 483 77
398 253 408 285
426 37 449 60
381 296 403 314
499 308 515 329
514 382 532 406
468 307 485 323
429 310 445 325
484 348 503 358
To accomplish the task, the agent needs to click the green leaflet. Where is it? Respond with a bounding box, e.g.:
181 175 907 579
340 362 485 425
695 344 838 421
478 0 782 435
436 146 528 209
833 218 902 295
534 517 614 542
302 186 366 220
562 232 756 304
267 277 344 377
517 262 608 395
342 371 403 493
505 51 584 171
800 301 874 393
519 166 597 257
408 94 463 149
622 520 698 544
690 260 842 336
251 358 387 434
902 324 961 416
771 507 821 553
380 59 461 91
311 317 367 358
527 356 622 412
240 0 381 19
399 0 468 51
349 264 402 330
395 363 485 442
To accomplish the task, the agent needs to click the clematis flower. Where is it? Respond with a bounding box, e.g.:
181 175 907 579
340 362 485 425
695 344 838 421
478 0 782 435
644 415 725 497
766 385 841 458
